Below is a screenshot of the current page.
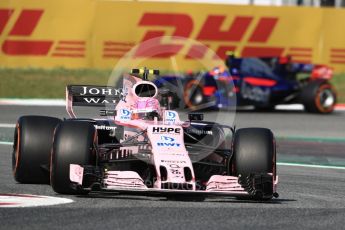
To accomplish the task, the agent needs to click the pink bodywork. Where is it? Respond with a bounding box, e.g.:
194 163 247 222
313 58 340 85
68 74 278 196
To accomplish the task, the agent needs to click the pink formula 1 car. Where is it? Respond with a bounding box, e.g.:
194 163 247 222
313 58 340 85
12 68 278 200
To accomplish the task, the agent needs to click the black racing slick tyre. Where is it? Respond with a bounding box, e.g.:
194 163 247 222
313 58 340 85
50 121 96 195
232 128 275 177
12 116 61 184
231 128 276 200
301 81 337 114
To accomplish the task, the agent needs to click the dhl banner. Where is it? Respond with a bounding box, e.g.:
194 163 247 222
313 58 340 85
1 0 345 71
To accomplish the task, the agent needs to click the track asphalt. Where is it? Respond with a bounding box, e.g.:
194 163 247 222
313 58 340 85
0 105 344 229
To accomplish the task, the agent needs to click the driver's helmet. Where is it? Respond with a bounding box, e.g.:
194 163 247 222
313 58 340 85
209 66 230 79
131 97 161 120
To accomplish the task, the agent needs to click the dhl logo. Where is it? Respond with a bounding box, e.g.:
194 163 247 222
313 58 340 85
0 9 85 57
103 12 313 63
330 48 345 65
105 12 314 63
135 13 282 59
102 13 286 60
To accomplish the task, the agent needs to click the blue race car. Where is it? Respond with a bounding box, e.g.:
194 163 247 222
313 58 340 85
154 55 337 114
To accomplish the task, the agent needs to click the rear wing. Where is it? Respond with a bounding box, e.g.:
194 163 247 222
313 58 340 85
66 85 125 118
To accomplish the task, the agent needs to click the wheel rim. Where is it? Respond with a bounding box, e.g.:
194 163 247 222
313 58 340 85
191 89 203 105
319 88 335 109
184 81 204 107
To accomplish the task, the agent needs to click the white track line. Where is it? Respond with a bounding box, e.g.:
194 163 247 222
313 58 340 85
0 123 15 128
0 99 65 106
0 194 73 207
0 141 13 146
277 162 345 170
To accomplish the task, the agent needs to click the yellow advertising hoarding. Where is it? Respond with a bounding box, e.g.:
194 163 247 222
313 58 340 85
0 0 95 68
1 0 345 71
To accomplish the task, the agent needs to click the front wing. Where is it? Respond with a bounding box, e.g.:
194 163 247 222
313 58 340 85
70 165 278 200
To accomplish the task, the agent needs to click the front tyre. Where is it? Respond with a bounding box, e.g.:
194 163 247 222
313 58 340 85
231 128 276 200
50 121 97 195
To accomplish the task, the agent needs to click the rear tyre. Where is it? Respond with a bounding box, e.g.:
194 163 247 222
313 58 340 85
51 121 96 194
231 128 276 199
301 81 336 114
12 116 61 184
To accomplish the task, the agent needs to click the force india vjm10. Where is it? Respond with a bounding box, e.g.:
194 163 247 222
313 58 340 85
12 68 278 200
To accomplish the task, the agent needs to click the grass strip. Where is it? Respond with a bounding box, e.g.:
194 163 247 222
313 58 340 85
0 67 344 101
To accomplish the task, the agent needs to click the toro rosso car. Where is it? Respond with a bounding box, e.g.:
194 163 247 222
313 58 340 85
155 55 337 113
12 68 278 200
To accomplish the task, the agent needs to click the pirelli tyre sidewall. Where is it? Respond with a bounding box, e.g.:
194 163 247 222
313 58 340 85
50 120 96 195
301 80 337 114
231 128 276 178
12 116 61 184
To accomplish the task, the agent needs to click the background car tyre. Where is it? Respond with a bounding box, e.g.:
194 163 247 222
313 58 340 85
50 120 96 194
12 116 61 184
183 80 205 110
302 81 337 114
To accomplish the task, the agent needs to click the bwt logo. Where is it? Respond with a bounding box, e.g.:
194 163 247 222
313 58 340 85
0 8 85 57
161 136 175 142
157 136 181 147
157 136 180 147
166 111 176 119
120 109 131 116
157 142 181 147
165 111 177 124
136 13 283 59
119 109 131 120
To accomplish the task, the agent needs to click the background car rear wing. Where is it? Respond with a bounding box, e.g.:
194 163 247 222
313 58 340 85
66 85 125 118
